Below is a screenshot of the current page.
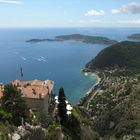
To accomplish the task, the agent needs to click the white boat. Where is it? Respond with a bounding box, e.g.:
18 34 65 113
84 72 88 76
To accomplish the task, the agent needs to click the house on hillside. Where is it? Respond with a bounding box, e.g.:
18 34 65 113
0 80 54 112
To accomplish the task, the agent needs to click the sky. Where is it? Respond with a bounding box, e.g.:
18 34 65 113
0 0 140 28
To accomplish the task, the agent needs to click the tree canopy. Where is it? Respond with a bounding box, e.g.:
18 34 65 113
58 87 67 125
1 84 28 126
86 41 140 71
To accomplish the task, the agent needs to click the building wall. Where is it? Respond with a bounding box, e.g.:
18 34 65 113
43 96 49 112
22 96 51 112
23 97 44 110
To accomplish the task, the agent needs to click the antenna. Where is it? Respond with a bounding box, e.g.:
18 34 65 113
20 66 23 81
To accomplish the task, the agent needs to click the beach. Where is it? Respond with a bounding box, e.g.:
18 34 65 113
78 71 103 107
85 72 101 95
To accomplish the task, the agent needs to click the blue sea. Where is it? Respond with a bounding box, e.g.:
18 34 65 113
0 27 140 104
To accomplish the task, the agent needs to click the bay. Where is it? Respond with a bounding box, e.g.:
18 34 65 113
0 27 139 103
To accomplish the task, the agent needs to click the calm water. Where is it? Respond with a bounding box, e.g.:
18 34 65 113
0 28 140 103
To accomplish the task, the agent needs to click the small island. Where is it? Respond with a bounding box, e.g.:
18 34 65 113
26 34 118 45
55 34 117 45
26 38 60 43
128 34 140 40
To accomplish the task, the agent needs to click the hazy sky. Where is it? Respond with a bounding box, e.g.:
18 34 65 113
0 0 140 28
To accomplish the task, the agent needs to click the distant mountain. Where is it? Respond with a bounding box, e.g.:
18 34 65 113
55 34 117 45
128 34 140 40
86 41 140 71
26 34 117 45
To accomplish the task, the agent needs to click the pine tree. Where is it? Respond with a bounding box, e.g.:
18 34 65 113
58 87 65 102
1 84 28 126
58 87 67 125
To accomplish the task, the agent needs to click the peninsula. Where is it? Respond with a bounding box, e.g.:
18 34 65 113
26 34 117 45
79 41 140 139
128 33 140 40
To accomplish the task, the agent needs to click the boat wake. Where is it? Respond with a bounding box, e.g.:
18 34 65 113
33 56 47 62
20 56 26 61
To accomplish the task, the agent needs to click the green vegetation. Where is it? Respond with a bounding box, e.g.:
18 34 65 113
44 124 61 140
35 110 54 128
0 107 12 122
0 84 88 140
26 38 57 43
0 122 16 140
86 41 140 71
78 71 140 139
1 84 28 126
58 87 67 125
0 84 29 139
55 34 117 45
128 34 140 40
26 34 117 45
78 41 140 139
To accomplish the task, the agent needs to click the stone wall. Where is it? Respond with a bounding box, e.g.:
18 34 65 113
23 97 44 110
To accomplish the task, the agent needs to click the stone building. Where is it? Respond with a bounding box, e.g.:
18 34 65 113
0 79 54 112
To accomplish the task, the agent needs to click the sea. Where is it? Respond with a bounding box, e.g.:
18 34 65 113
0 27 140 104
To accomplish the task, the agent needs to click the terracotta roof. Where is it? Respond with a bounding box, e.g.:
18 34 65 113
12 80 54 99
0 80 54 99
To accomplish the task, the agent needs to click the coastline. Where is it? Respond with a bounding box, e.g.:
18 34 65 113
78 70 103 106
85 72 101 95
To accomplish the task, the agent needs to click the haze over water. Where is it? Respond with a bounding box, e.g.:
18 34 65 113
0 28 140 103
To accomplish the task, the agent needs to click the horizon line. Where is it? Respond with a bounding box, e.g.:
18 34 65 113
0 26 139 29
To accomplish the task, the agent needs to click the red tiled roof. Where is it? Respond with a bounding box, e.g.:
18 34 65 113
12 80 54 99
0 80 54 99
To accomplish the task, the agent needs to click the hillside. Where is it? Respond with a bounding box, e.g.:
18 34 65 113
79 41 140 139
85 41 140 71
128 34 140 40
55 34 117 45
79 70 140 139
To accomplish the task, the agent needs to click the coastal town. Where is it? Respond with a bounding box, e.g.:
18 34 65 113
78 69 140 139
